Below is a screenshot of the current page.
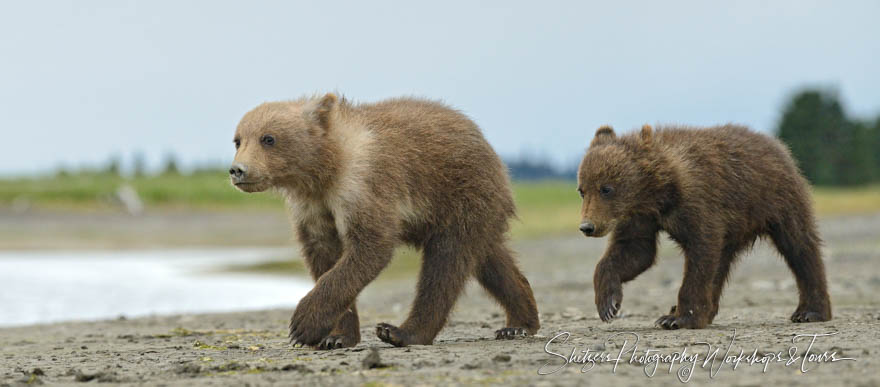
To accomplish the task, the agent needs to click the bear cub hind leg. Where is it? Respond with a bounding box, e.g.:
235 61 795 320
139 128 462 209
476 244 540 339
768 220 832 323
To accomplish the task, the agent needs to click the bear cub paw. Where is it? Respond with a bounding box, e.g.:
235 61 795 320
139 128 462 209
376 323 419 347
790 308 830 323
655 311 705 330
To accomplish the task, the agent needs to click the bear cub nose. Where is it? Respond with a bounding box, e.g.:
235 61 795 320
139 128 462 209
229 163 248 182
579 222 596 236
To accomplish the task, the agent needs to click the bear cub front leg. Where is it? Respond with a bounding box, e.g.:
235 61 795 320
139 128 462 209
316 307 361 350
289 287 347 346
591 224 658 323
594 262 623 322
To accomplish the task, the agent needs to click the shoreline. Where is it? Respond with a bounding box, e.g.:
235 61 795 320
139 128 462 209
2 209 879 251
2 214 879 385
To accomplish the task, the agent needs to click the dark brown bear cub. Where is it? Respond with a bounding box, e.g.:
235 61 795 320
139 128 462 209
578 124 832 329
230 93 540 348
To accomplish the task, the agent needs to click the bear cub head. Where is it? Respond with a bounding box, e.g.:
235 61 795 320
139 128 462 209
229 93 339 193
577 124 659 237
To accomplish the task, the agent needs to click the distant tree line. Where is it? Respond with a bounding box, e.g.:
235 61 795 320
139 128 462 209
60 152 577 182
505 158 577 181
777 89 880 186
52 88 879 186
56 152 185 178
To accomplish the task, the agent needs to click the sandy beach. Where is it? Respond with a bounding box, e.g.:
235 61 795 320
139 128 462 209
1 212 879 386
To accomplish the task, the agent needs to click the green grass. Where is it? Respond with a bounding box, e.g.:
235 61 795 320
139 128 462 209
219 246 424 280
0 173 583 238
0 172 280 211
509 181 582 239
812 185 880 216
1 173 878 239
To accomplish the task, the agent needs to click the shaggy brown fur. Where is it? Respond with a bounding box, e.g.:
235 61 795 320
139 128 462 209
577 124 832 329
230 93 540 348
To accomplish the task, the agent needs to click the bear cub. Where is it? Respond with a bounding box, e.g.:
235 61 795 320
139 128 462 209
577 124 832 329
230 93 540 348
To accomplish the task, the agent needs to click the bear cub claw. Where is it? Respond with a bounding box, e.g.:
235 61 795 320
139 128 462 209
495 327 529 340
598 298 622 322
595 279 623 322
376 323 416 347
316 334 358 350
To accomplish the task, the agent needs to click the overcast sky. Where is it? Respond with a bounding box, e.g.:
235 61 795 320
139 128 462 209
1 1 878 176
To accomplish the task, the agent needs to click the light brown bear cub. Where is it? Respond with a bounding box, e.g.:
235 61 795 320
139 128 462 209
578 124 832 329
230 93 540 348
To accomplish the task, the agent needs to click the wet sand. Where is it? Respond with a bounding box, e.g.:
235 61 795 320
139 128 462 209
1 213 879 386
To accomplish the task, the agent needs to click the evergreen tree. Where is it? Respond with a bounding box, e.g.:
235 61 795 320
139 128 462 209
837 121 875 185
132 151 147 177
161 153 180 176
873 119 880 178
105 154 122 177
777 90 848 185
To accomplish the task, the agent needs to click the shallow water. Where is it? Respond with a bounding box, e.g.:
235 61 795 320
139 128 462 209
0 248 312 327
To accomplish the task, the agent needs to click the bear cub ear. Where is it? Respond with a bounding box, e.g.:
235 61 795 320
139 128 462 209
590 125 616 147
306 93 338 131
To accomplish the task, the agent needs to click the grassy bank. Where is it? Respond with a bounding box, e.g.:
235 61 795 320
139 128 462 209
0 172 280 211
1 173 878 241
0 173 584 239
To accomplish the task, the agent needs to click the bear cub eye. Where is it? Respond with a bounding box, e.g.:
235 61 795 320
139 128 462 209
577 188 585 198
234 138 241 149
599 185 614 197
261 134 275 146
